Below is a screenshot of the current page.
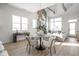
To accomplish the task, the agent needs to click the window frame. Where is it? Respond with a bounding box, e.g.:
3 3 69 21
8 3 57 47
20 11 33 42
68 19 77 35
12 15 28 32
32 19 37 28
50 18 62 31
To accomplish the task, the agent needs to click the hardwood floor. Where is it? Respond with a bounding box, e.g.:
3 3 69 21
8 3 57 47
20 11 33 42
4 37 79 56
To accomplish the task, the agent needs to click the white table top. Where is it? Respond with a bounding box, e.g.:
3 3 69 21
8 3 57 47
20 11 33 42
28 33 56 40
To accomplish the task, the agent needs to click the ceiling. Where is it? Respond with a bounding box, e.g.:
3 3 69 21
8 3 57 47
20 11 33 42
45 3 79 18
8 3 56 13
8 3 79 18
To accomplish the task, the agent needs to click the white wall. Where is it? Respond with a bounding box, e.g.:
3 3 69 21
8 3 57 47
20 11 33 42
0 4 34 43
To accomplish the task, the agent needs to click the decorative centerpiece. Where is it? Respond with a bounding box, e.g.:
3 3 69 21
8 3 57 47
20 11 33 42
37 30 44 37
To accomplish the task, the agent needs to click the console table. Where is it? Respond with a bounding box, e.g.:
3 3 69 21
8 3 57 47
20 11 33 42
13 32 30 43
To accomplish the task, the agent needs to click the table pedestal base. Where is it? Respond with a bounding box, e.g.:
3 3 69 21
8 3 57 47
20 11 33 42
36 45 46 50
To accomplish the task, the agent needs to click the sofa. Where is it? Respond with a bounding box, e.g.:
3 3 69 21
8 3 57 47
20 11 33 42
0 41 8 56
52 31 67 42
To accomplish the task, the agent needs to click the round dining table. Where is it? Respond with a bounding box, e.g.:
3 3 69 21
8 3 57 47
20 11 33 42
31 33 56 51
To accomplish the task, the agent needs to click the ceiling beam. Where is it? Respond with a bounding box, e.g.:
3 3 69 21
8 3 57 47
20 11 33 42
62 3 67 11
47 7 56 14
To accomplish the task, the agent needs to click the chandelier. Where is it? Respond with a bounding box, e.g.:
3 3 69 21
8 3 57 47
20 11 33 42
36 3 47 34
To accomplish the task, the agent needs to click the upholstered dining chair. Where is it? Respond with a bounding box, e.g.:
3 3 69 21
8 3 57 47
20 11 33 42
43 36 56 56
26 35 39 55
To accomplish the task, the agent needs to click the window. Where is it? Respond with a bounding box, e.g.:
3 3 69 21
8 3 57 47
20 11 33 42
33 19 37 28
22 17 28 30
54 18 62 31
68 19 77 22
50 18 62 31
12 15 28 31
50 19 54 31
69 23 75 35
68 19 77 35
12 15 20 31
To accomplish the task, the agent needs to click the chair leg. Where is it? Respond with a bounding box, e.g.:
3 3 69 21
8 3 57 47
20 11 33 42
26 44 31 55
53 40 56 53
50 47 52 56
26 44 28 51
53 45 56 53
49 45 56 56
28 45 31 54
49 40 56 56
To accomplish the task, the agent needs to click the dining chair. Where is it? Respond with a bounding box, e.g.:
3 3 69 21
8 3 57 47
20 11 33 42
43 36 56 56
26 36 39 55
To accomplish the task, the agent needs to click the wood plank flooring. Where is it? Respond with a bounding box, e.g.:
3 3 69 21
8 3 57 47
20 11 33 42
3 37 79 56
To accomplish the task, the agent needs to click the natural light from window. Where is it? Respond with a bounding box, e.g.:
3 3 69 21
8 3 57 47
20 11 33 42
68 19 77 22
55 42 79 47
70 23 75 35
12 15 20 31
68 19 77 35
22 17 28 30
33 19 37 28
12 15 28 31
50 18 62 31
